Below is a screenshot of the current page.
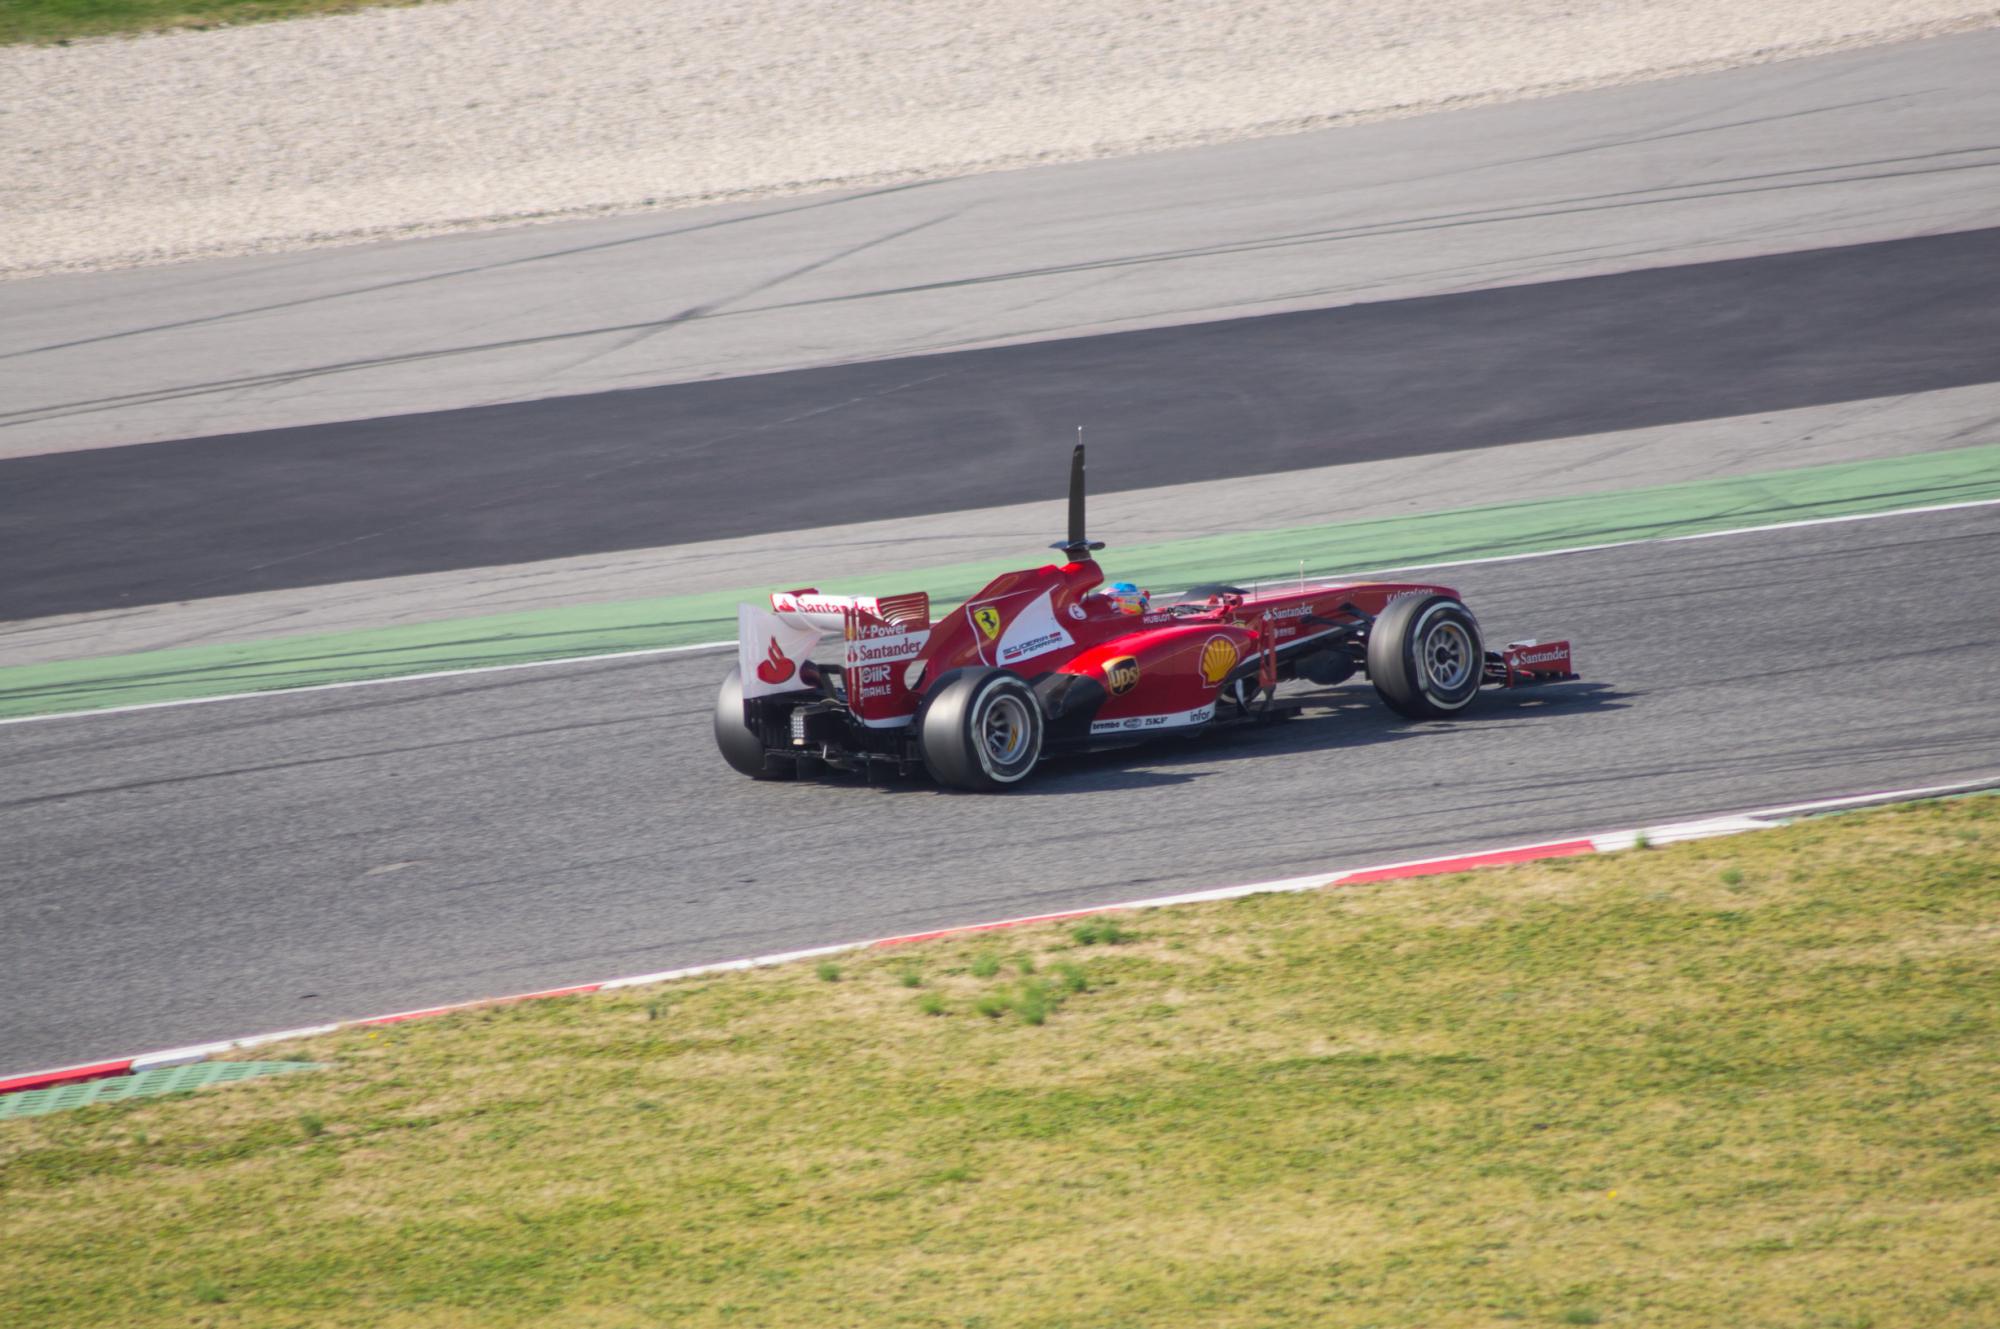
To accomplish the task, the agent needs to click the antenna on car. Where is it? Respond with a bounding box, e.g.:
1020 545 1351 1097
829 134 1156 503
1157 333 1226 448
1052 428 1106 561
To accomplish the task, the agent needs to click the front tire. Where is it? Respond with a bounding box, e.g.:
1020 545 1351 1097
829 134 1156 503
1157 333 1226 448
714 666 782 779
917 668 1044 790
1367 595 1483 718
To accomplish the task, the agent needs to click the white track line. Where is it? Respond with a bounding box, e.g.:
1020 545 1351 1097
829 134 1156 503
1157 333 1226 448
5 494 1996 728
0 639 737 728
1363 495 2000 578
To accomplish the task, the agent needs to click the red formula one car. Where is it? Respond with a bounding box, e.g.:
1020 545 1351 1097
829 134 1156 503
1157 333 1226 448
716 446 1576 790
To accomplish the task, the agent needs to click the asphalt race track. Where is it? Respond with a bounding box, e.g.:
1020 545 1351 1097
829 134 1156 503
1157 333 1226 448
10 28 1999 464
4 32 2000 1076
5 506 1997 1073
6 226 2000 619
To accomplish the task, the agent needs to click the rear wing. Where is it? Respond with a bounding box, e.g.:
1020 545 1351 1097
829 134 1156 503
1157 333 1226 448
739 588 933 727
771 587 930 634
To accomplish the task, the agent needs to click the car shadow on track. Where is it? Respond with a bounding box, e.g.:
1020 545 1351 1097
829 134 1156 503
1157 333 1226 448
770 683 1629 795
781 680 1625 797
1002 681 1630 794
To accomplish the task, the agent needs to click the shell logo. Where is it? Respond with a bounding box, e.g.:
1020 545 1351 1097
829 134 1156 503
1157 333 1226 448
1198 636 1238 687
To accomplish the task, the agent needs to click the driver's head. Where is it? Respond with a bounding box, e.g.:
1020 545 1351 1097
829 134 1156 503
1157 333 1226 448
1099 581 1149 615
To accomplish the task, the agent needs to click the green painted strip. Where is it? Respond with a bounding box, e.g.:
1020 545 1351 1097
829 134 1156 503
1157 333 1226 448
0 1062 323 1119
3 445 1996 721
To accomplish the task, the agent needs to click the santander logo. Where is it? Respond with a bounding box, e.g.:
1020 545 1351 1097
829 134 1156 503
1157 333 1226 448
756 637 797 686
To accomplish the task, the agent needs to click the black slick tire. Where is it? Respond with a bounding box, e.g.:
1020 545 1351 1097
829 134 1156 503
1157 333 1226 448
714 666 781 779
1367 594 1484 719
916 668 1045 791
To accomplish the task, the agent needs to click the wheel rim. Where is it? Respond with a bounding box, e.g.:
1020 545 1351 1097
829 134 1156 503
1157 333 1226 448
1420 620 1474 694
980 693 1032 770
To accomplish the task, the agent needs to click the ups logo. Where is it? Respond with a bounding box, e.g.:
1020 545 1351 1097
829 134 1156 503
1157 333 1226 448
1103 655 1140 696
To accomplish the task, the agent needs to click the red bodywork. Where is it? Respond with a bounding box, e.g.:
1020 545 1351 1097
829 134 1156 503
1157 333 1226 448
828 556 1566 741
727 446 1576 785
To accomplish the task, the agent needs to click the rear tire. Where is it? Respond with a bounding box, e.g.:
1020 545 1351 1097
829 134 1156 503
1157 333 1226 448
917 668 1044 790
714 666 782 779
1367 595 1483 718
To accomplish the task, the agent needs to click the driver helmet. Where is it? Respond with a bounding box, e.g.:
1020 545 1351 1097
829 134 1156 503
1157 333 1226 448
1099 581 1149 615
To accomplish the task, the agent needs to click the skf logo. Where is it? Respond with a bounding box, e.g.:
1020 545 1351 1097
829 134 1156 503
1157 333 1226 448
1103 655 1140 696
1198 636 1238 687
972 606 1003 641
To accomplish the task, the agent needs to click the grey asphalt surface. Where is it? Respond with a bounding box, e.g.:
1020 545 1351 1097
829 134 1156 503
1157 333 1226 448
6 29 1999 461
6 32 2000 1080
6 224 2000 621
12 383 1991 668
4 504 1996 1075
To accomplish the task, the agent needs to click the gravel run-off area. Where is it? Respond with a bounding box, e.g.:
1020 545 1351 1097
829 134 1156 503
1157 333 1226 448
5 1 1999 277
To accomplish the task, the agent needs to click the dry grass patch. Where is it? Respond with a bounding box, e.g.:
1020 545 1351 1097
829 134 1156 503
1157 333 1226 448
1 0 427 45
3 797 1997 1326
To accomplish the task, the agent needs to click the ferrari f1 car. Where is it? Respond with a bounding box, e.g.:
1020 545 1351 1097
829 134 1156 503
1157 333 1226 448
716 446 1577 790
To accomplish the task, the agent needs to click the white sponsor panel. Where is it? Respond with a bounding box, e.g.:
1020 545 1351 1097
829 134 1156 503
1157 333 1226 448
1089 703 1215 736
995 590 1074 665
771 588 929 634
737 604 822 699
844 623 930 723
842 604 931 725
845 631 927 665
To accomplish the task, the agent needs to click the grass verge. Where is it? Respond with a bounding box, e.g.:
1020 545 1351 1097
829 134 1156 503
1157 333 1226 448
1 0 420 46
3 798 1996 1326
